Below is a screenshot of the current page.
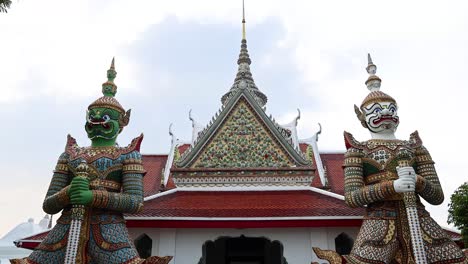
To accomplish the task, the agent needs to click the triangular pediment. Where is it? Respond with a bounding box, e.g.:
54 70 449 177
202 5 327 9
177 90 310 168
192 99 294 168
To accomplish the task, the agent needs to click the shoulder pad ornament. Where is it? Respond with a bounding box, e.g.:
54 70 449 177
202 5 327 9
409 130 423 149
344 131 364 150
64 134 144 162
123 133 144 153
65 134 79 153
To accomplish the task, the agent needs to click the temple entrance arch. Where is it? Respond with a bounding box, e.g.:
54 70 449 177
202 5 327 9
198 235 288 264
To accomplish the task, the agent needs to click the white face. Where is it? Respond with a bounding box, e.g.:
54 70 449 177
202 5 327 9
363 101 399 133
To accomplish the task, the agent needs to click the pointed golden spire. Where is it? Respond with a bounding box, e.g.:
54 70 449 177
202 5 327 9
221 0 267 107
242 0 246 40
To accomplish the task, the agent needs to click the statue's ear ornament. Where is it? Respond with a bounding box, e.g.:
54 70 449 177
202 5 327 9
354 104 367 128
119 109 131 129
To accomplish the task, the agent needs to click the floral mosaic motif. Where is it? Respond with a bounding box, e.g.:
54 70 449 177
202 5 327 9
192 101 295 168
305 145 314 164
369 148 391 165
173 146 181 163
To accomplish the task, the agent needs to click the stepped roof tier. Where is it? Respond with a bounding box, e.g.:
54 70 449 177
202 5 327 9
220 38 267 107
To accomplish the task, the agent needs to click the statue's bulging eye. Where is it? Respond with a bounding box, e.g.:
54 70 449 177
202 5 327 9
103 115 110 121
373 108 381 113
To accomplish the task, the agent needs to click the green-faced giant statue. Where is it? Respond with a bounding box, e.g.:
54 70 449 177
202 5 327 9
11 59 172 264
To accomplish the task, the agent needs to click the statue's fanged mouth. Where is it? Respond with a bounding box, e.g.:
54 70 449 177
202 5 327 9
373 115 398 125
87 118 111 129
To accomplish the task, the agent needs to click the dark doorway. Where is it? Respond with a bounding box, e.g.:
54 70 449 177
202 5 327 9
134 233 152 259
198 235 287 264
335 232 353 255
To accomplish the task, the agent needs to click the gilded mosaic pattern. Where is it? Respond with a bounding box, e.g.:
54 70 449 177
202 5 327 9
192 101 295 168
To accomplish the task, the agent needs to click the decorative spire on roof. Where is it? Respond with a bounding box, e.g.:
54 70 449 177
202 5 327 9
221 0 268 107
365 53 382 91
242 0 246 40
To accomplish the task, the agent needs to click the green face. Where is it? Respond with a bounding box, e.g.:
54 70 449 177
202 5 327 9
85 107 121 142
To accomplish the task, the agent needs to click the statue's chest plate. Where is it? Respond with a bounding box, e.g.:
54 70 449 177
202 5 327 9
362 140 415 174
62 134 143 188
68 154 123 182
68 145 124 163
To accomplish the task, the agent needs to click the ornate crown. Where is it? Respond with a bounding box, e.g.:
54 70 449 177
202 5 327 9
88 58 125 114
354 54 397 128
88 58 130 128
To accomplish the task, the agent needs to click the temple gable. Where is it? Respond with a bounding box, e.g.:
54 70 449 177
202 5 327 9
191 98 295 168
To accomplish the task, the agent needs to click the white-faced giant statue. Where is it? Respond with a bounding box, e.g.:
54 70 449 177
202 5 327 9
341 54 466 263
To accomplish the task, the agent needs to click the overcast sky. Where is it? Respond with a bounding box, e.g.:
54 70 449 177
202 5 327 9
1 0 467 238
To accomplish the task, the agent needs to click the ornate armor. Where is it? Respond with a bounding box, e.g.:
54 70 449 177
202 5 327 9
11 59 172 264
12 135 146 264
343 131 466 263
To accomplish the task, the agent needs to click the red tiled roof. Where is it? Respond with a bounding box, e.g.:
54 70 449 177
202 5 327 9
129 190 364 218
297 143 345 193
142 155 167 197
165 176 177 189
321 153 345 195
311 173 324 188
178 144 191 156
299 143 309 153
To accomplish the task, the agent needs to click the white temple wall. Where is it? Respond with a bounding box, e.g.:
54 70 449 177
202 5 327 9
129 226 360 264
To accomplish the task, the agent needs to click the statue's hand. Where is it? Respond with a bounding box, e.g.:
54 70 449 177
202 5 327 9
394 166 416 193
70 190 93 206
68 177 93 205
68 177 89 195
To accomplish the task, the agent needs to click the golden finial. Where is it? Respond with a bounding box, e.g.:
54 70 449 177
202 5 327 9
242 0 246 40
